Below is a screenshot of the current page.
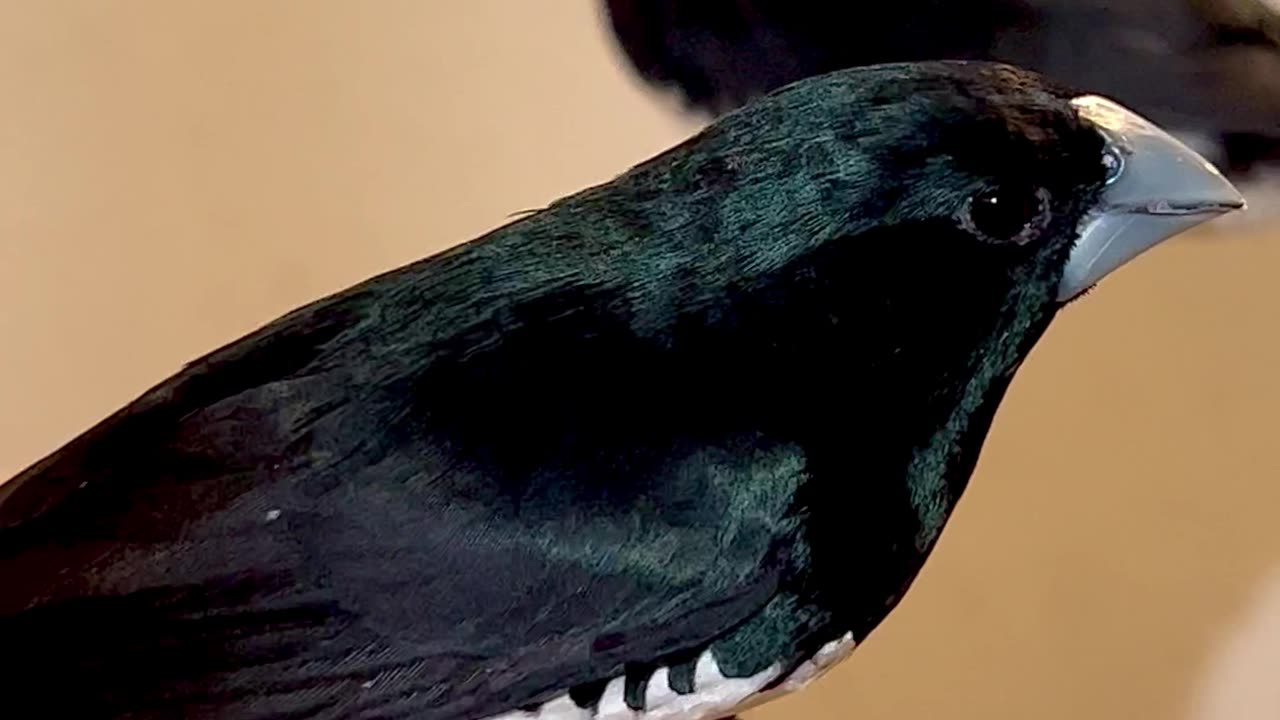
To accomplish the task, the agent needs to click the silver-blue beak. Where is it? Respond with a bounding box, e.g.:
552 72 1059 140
1057 95 1246 302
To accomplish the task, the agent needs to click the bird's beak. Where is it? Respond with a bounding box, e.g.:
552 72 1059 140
1056 95 1246 302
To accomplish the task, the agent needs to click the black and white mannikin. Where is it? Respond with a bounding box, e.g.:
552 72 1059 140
0 62 1245 719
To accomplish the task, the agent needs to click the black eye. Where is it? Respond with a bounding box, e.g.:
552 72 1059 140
961 185 1052 245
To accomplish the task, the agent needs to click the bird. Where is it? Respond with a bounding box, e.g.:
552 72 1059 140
0 61 1244 719
601 0 1280 177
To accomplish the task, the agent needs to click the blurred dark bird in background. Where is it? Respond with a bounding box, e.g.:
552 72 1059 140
602 0 1280 177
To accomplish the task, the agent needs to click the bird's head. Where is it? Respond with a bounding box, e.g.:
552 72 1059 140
699 60 1247 311
614 61 1246 546
640 61 1245 388
608 62 1244 416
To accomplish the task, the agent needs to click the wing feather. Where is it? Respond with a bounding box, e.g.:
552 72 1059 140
0 217 807 719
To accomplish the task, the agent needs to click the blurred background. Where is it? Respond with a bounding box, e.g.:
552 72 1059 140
1 2 1278 718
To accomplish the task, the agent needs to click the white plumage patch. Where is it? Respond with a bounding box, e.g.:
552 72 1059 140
738 631 857 714
484 632 856 720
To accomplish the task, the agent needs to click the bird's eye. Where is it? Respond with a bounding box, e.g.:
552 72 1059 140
961 185 1052 245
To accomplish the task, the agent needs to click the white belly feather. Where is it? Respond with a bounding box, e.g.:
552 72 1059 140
483 632 856 720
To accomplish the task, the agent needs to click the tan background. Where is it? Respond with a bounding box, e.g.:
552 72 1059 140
2 3 1278 718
